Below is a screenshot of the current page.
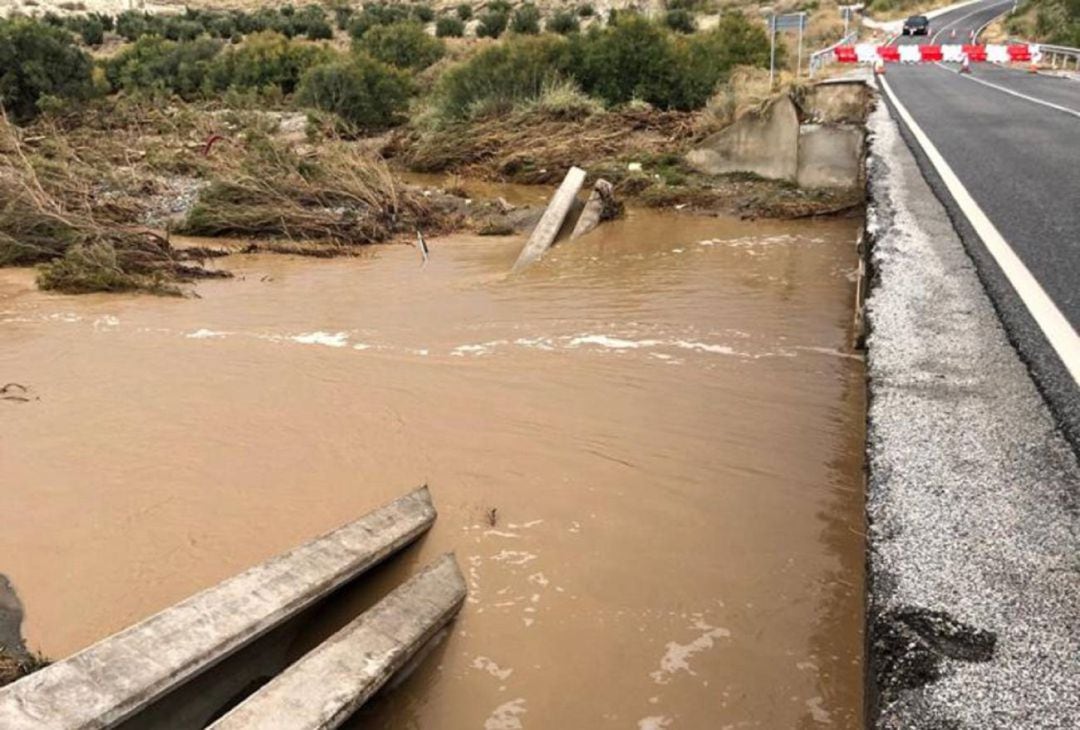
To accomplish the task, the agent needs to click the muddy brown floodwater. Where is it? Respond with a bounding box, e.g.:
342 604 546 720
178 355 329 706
0 207 865 728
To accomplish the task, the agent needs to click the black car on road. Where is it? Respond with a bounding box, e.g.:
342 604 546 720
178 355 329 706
902 15 930 35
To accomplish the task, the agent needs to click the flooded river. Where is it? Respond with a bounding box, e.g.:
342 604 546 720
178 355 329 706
0 208 865 728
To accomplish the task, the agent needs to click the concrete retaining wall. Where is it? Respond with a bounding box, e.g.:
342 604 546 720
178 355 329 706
685 96 801 181
686 83 872 190
797 124 866 189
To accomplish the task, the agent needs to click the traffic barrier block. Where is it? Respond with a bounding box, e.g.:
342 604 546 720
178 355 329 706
963 44 987 62
920 45 943 62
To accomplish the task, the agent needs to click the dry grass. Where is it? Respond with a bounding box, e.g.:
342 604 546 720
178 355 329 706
696 65 777 134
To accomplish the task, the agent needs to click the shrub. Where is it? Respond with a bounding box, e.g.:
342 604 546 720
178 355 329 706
297 56 413 130
70 15 106 45
456 3 473 20
208 31 334 96
573 14 679 106
434 34 573 119
334 5 354 30
413 4 436 22
577 3 595 16
510 4 541 34
306 18 334 39
115 10 150 41
664 9 696 33
0 17 96 122
348 3 412 38
547 11 580 34
436 16 466 37
358 21 445 70
106 35 223 99
666 0 709 9
476 10 508 37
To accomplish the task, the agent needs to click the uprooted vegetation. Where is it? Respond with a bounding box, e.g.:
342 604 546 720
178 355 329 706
0 106 455 293
177 136 450 243
0 115 228 294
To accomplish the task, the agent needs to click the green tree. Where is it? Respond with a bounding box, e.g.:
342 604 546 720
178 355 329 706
664 9 696 33
476 10 508 38
357 21 445 71
105 35 223 99
297 55 413 129
208 31 332 95
511 3 541 34
547 11 580 35
0 17 96 122
436 16 466 37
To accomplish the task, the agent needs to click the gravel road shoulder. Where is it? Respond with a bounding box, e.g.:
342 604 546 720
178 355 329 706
864 100 1079 728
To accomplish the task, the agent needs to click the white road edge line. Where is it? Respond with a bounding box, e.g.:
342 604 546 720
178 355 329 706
936 64 1080 118
878 76 1080 383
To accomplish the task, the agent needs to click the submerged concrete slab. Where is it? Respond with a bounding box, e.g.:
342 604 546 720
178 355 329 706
685 95 800 181
209 553 466 730
569 179 616 241
0 487 437 729
511 166 587 272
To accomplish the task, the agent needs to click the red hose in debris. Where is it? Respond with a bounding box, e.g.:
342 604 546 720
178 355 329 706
201 134 225 157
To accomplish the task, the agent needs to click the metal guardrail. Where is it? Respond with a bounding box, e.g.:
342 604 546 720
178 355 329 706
1033 43 1080 71
809 31 859 77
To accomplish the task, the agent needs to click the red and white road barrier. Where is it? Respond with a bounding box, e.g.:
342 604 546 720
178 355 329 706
833 43 1042 64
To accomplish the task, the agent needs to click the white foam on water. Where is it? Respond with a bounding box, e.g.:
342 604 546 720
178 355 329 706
672 340 736 355
484 698 527 730
527 572 549 587
451 340 506 357
291 331 349 348
93 315 119 329
514 337 556 351
490 550 538 566
186 328 229 339
638 716 673 730
471 655 514 681
568 335 660 350
806 696 831 723
649 618 732 685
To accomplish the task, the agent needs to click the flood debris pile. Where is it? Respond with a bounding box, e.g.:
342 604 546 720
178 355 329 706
0 118 227 295
177 135 450 245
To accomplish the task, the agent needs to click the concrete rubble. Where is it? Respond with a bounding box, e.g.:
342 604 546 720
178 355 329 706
209 553 467 730
0 487 438 729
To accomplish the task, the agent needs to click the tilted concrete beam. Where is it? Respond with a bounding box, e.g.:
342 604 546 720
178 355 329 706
208 553 467 729
511 166 587 272
0 487 437 729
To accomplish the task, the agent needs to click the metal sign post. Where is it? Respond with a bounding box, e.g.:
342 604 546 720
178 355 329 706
770 12 808 83
769 16 776 86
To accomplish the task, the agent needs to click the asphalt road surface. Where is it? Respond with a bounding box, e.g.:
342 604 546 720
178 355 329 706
882 0 1080 445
